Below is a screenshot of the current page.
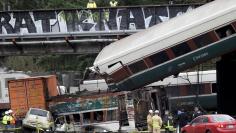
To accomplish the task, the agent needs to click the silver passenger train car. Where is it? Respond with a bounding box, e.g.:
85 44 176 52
93 0 236 91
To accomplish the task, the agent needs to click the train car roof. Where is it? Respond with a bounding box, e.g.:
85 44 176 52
81 70 216 91
0 72 30 79
94 0 236 66
147 70 216 87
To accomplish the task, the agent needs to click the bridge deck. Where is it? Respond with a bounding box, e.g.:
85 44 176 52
0 4 199 56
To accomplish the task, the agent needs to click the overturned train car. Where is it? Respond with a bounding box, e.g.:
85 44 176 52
93 0 236 91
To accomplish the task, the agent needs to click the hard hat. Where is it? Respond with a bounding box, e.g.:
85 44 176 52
8 110 13 113
165 110 169 115
149 110 153 113
155 110 159 114
5 111 9 115
177 110 183 115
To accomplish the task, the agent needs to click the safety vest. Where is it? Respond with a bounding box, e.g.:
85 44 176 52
110 1 118 7
87 2 97 8
104 11 109 21
152 115 162 129
165 119 175 131
2 115 8 125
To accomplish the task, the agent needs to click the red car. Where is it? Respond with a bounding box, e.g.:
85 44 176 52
181 114 236 133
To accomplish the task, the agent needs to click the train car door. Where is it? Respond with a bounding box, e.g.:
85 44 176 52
118 94 129 128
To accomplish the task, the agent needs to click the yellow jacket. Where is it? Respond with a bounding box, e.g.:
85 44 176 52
147 114 153 125
2 115 13 125
110 0 118 7
87 2 97 8
152 115 162 129
2 115 8 125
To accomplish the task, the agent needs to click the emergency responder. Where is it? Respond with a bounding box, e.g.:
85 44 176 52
147 110 153 132
2 111 9 129
176 109 188 132
104 9 110 21
152 110 162 133
87 0 97 8
169 0 173 4
163 110 174 133
8 110 16 128
110 0 118 7
192 106 202 119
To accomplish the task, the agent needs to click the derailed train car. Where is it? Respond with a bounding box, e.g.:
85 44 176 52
92 0 236 91
147 70 217 111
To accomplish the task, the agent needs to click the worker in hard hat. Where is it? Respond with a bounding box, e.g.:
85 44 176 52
87 0 97 8
110 0 118 7
147 110 153 132
8 110 16 128
2 111 9 129
152 110 162 133
163 110 175 133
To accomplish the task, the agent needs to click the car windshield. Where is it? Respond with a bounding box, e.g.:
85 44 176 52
212 115 235 122
30 109 48 117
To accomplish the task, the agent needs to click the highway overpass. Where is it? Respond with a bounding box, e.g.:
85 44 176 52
0 4 200 56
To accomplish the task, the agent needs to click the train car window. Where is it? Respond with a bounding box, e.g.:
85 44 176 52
94 111 103 122
107 110 117 121
73 114 81 123
108 61 122 68
232 22 236 31
215 25 235 39
149 51 169 66
107 61 123 74
193 33 214 48
171 42 191 57
128 60 147 74
83 112 91 124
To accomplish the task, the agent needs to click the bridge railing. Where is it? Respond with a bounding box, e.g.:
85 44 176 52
0 4 201 39
0 4 202 56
